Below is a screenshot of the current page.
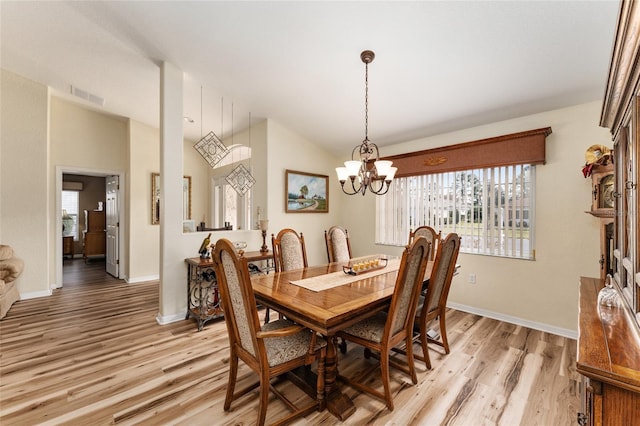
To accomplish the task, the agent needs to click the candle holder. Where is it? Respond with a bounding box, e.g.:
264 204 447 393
259 219 269 253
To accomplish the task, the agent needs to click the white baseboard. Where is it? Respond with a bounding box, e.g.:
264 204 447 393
19 289 53 300
156 312 187 325
126 275 159 284
447 301 577 340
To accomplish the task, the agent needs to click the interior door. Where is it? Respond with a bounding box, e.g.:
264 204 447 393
106 175 119 277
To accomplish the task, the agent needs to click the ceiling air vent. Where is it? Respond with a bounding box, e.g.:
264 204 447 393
70 85 105 107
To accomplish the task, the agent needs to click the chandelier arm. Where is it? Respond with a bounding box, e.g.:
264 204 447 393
339 180 358 196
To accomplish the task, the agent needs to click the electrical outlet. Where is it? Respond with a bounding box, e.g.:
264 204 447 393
468 273 476 284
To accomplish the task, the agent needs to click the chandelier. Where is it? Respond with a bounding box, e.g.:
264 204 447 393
336 50 396 196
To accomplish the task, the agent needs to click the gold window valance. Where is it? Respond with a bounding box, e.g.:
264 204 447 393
383 127 552 178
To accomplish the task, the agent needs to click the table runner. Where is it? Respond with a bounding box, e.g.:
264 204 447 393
290 258 401 292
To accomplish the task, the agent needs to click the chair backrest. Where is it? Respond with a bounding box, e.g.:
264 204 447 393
385 237 431 339
423 233 461 316
325 226 352 263
271 228 308 272
409 226 441 260
212 238 264 362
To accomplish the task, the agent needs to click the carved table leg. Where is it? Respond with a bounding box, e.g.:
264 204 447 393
324 335 356 420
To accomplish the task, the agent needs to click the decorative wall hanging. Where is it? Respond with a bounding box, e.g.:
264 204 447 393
193 88 229 168
226 163 256 196
226 104 256 195
194 131 229 168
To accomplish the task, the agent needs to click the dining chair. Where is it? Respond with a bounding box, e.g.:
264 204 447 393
413 232 461 369
272 228 308 272
409 225 441 260
336 236 431 411
211 238 327 426
324 226 352 263
324 225 353 353
264 228 308 323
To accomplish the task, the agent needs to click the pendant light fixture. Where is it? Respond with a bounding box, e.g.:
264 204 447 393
336 50 396 196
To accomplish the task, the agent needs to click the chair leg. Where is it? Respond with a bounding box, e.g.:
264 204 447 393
257 370 270 426
405 335 418 384
316 349 326 411
439 314 450 354
380 353 394 411
224 354 239 410
264 307 271 324
339 337 347 354
420 323 432 370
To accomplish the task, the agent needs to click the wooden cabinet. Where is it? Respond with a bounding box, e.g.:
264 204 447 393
576 277 640 425
578 1 640 424
63 236 74 259
83 210 105 262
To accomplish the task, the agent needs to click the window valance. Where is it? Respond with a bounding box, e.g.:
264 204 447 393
383 127 552 178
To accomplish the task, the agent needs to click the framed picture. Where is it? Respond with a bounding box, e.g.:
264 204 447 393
285 170 329 213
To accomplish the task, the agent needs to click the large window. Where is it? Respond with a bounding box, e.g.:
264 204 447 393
61 190 80 240
376 164 535 260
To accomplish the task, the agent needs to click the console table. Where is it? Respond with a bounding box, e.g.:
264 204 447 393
185 250 274 331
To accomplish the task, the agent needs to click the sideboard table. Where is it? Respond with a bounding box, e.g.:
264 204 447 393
185 250 274 331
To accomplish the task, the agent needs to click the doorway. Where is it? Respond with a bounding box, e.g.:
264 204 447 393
56 167 125 288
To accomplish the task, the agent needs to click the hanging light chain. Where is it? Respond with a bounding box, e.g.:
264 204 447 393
364 59 369 143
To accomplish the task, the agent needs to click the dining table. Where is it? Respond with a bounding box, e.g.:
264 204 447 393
250 257 433 420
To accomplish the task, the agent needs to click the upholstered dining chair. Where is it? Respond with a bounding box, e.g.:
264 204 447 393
324 226 352 263
272 228 308 273
413 232 461 369
336 237 431 411
265 228 308 323
409 226 441 260
211 238 327 426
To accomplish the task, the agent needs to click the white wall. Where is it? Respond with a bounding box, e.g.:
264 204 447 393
341 101 609 335
0 69 51 297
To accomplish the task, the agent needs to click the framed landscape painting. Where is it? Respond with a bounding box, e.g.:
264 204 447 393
285 170 329 213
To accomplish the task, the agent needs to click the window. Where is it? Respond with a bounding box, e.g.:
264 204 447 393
211 178 252 230
376 164 535 259
61 190 80 240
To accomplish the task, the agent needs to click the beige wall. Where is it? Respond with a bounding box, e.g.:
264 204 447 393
0 69 51 297
184 138 207 225
341 101 608 335
128 120 160 281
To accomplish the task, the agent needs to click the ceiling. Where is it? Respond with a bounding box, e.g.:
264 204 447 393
1 1 620 156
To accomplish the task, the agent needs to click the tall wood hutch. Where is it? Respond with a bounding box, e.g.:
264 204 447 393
82 210 106 263
577 1 640 424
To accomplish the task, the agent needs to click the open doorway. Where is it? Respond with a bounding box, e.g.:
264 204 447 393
56 167 124 288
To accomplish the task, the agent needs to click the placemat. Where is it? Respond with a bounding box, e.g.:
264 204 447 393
290 258 401 292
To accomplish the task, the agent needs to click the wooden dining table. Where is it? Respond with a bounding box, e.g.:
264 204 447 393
250 259 433 420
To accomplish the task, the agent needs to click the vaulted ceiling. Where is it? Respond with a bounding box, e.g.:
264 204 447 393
1 1 619 155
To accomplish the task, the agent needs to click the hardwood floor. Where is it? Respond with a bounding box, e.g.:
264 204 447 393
1 260 579 425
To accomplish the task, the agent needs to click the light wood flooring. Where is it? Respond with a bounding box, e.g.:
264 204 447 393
0 259 580 425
